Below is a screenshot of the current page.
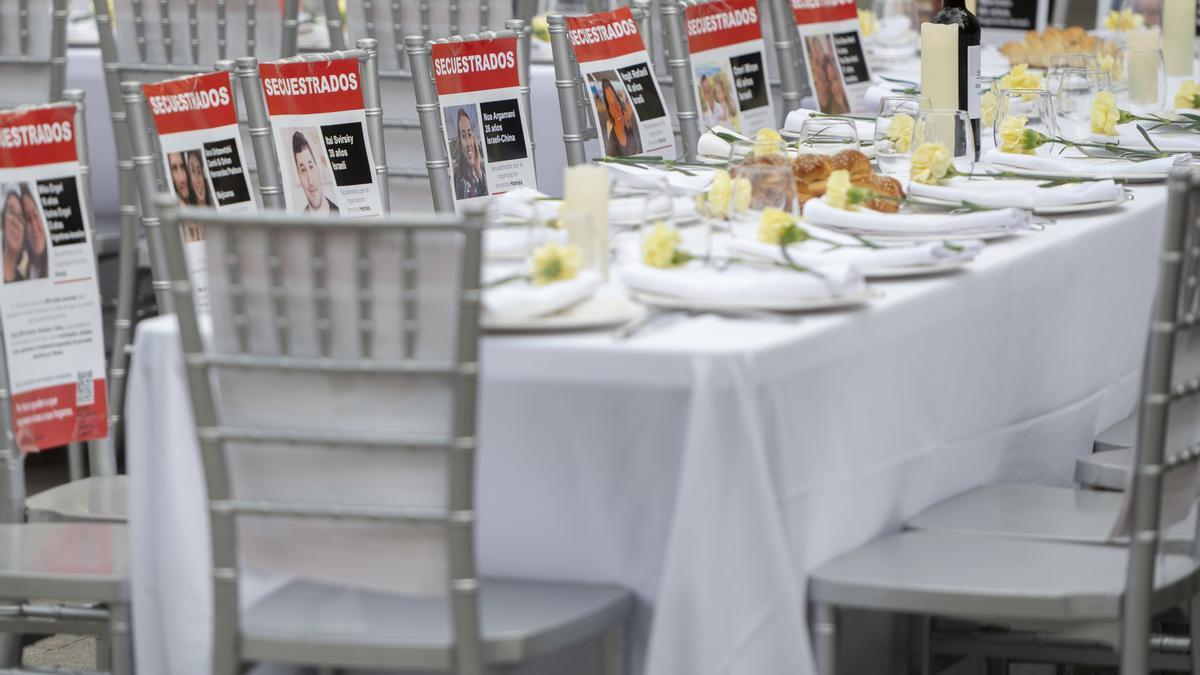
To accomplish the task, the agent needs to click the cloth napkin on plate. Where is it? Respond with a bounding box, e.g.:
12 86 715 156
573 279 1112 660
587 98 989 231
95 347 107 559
484 226 567 259
730 225 983 270
1091 125 1200 152
907 176 1124 208
697 126 749 160
803 197 1032 236
494 187 556 222
621 260 865 303
610 195 699 224
602 161 717 195
484 270 601 320
982 147 1191 176
783 108 875 139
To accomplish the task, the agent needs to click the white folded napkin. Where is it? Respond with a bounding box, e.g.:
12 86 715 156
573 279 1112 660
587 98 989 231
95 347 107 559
495 188 698 226
621 260 865 303
494 187 556 223
602 161 717 195
484 270 601 320
609 195 698 224
982 147 1190 176
783 108 876 139
1091 125 1200 152
802 197 1032 236
730 226 983 270
907 176 1124 208
697 126 748 160
484 226 567 259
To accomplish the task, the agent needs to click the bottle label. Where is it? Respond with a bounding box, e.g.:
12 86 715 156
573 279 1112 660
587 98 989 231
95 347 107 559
967 44 981 119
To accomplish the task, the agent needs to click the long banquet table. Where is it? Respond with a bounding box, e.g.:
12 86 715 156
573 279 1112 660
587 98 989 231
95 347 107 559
127 173 1168 673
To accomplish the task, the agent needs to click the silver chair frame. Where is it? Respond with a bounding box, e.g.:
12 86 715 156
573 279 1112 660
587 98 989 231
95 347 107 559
660 0 701 160
325 0 512 52
763 0 808 117
0 0 68 108
407 23 533 213
547 12 597 166
152 194 487 675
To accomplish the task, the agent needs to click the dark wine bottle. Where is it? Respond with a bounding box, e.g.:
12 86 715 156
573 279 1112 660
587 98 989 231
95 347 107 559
931 0 981 160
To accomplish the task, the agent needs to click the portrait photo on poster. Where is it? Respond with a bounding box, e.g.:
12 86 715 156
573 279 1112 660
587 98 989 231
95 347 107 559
805 34 851 115
695 60 741 133
0 183 50 285
588 70 644 158
445 104 489 201
166 148 213 243
285 126 341 215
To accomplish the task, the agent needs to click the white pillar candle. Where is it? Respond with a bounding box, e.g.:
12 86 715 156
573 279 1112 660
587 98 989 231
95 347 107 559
1163 0 1195 76
562 165 610 278
965 0 977 15
1125 28 1163 105
920 22 959 112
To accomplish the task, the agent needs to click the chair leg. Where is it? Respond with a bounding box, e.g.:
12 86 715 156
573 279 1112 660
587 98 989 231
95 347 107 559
913 616 931 675
108 602 132 675
1190 593 1200 675
603 621 626 675
984 657 1007 675
95 635 111 670
812 603 838 675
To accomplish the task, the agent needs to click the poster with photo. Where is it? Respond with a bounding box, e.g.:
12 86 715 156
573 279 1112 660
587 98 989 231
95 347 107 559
143 70 257 312
259 57 382 218
0 104 108 452
567 7 676 160
431 36 536 211
685 0 774 135
792 0 872 113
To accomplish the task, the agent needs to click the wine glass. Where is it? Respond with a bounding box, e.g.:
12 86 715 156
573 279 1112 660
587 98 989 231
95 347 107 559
873 96 926 176
912 110 975 176
795 118 860 154
1054 68 1112 139
1046 53 1100 96
993 89 1057 146
1120 47 1167 113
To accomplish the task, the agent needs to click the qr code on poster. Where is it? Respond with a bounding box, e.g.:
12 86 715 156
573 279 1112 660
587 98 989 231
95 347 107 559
76 370 94 406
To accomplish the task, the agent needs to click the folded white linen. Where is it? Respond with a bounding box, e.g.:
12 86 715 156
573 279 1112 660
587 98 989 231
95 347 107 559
484 270 601 320
802 196 1033 236
494 187 556 222
602 160 718 194
907 176 1124 208
609 195 699 224
621 260 865 303
982 147 1190 176
484 226 567 258
783 108 875 139
1091 125 1200 152
494 188 698 227
697 126 748 160
730 227 983 269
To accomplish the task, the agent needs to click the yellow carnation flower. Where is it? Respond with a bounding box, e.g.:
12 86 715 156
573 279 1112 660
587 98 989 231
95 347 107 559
998 63 1042 91
825 169 854 210
1090 90 1121 136
531 15 550 42
757 208 802 244
857 8 878 37
642 221 689 268
1097 53 1123 83
998 116 1035 154
909 142 953 185
530 242 581 285
753 128 785 157
733 177 752 213
886 112 915 153
981 88 997 127
1104 8 1144 31
706 169 732 217
1175 80 1200 110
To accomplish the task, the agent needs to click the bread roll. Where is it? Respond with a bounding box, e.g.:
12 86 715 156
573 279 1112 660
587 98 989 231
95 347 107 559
852 174 905 213
829 149 872 181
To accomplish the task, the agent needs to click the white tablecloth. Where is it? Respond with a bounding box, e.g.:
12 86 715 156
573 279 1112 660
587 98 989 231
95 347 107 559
127 176 1168 674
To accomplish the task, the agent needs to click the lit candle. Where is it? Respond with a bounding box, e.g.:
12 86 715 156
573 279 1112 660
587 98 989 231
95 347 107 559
562 165 610 278
1163 0 1195 77
1125 28 1163 106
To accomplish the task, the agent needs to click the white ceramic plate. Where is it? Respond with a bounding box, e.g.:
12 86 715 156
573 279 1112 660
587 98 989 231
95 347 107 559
629 286 875 313
905 190 1132 215
860 256 975 278
483 294 645 332
816 225 1021 243
984 166 1167 183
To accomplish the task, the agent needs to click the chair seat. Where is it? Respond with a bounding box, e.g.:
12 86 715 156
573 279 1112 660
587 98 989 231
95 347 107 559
26 476 127 523
1075 448 1134 492
809 530 1199 624
242 576 633 670
905 483 1195 553
0 523 127 603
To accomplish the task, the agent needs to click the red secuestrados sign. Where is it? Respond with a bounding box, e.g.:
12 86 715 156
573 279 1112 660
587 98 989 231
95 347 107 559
566 6 647 63
259 57 364 116
0 105 76 169
686 0 763 53
431 37 520 95
791 0 857 25
142 71 238 135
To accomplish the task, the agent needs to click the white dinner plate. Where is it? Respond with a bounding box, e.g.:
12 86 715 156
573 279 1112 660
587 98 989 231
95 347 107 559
815 225 1022 243
629 286 875 313
483 294 645 332
905 190 1133 215
860 256 975 278
984 166 1167 183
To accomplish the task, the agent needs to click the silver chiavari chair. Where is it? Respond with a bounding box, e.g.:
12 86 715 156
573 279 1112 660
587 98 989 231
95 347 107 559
24 91 127 524
91 0 299 475
407 25 534 213
762 0 808 120
807 165 1200 675
0 0 68 110
660 0 701 160
0 100 131 674
151 193 633 675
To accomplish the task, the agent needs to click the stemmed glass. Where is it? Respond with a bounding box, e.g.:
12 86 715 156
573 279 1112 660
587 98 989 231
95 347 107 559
873 95 929 176
1054 68 1112 139
795 118 861 154
1046 53 1099 97
912 110 975 176
993 89 1057 146
1121 47 1167 114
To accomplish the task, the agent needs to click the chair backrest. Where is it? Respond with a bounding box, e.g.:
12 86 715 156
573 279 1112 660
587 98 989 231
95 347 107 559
659 0 702 160
325 0 516 69
407 23 535 213
0 0 68 110
1119 165 1200 672
761 0 808 117
153 193 486 674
